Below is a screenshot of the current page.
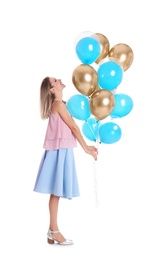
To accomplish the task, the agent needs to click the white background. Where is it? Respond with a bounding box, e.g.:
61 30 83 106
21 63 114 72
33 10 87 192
0 0 162 259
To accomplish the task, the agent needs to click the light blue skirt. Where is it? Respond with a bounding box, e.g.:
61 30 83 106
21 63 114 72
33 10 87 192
33 148 80 199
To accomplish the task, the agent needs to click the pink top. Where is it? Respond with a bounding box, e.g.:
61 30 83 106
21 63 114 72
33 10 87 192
43 113 77 150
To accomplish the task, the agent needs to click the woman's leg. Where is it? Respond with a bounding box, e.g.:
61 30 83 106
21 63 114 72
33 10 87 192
49 194 65 242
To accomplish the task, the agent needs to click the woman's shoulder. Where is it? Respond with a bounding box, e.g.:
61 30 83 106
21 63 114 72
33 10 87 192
51 100 66 114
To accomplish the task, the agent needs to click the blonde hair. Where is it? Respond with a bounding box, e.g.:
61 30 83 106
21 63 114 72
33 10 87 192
40 77 54 119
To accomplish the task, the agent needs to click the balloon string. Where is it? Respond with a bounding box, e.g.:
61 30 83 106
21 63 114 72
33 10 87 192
85 120 100 207
91 138 99 207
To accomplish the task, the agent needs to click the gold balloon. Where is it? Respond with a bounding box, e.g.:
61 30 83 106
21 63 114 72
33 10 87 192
72 64 98 96
96 85 101 91
108 43 134 71
90 89 115 120
95 33 110 64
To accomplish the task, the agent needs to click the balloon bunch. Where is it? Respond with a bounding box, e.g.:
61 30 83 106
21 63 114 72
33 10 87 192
66 31 134 144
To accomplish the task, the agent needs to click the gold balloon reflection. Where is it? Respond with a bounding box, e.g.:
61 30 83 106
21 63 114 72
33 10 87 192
95 33 110 64
108 43 134 71
90 89 115 120
72 64 98 96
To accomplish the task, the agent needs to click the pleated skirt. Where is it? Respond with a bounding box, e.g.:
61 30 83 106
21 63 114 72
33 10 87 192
33 148 80 199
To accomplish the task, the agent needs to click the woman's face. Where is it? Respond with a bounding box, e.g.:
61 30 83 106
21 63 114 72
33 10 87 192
49 77 65 90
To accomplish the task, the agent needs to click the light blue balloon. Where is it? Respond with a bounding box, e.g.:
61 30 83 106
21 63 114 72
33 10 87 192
66 94 91 120
76 37 101 65
110 93 134 118
82 118 100 141
97 61 123 91
99 122 122 144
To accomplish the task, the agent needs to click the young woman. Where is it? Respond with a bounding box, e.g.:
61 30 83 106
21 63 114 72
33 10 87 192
33 77 98 245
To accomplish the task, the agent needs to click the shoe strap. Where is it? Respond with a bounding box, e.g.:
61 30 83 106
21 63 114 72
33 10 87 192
50 230 60 234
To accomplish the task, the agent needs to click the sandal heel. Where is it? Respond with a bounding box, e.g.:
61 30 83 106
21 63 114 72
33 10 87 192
47 238 54 244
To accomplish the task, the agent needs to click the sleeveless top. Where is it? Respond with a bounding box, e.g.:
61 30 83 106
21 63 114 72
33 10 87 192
43 113 77 150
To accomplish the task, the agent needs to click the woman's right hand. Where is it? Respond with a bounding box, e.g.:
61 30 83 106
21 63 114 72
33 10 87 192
85 145 98 161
